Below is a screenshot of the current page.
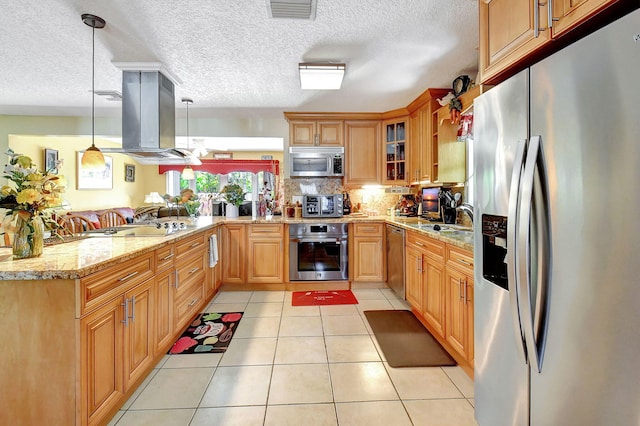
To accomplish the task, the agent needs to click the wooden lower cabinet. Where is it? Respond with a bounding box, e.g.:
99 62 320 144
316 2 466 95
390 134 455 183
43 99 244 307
406 232 446 337
222 223 246 284
351 223 385 282
247 224 284 283
205 226 222 298
154 267 176 352
81 295 125 426
122 279 155 389
405 244 424 311
405 229 474 377
81 277 155 424
445 246 475 365
422 255 446 338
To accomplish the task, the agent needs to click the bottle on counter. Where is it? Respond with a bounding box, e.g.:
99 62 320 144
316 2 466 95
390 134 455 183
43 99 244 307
342 192 352 215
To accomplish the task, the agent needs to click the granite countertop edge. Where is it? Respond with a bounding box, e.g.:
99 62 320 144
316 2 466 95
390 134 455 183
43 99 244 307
0 215 472 280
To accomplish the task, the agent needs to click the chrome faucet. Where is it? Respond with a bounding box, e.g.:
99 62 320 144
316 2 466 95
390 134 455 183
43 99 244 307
457 203 474 223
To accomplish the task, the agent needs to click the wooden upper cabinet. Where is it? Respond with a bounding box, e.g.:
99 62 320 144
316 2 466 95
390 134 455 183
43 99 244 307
290 120 343 146
480 0 620 84
408 110 421 184
344 120 381 186
383 117 409 185
551 0 618 36
479 0 551 84
406 88 449 185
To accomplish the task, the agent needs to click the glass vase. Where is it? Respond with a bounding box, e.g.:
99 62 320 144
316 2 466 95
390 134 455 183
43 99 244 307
12 213 44 259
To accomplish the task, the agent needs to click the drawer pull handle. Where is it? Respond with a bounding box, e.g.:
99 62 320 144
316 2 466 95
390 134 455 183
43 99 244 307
173 270 179 289
118 271 139 282
162 253 174 260
190 242 200 248
415 241 425 247
457 258 473 266
188 298 198 307
189 267 200 274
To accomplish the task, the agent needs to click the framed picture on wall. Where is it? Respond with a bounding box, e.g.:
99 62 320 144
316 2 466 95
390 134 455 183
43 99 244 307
77 152 113 190
44 149 59 174
125 164 135 182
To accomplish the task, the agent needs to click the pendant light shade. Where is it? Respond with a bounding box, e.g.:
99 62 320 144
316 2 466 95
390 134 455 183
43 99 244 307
81 14 106 170
181 97 196 180
81 145 106 168
182 165 195 180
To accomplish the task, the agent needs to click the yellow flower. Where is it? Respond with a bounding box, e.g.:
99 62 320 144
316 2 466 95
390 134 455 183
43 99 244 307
16 188 41 205
0 185 14 197
16 155 32 169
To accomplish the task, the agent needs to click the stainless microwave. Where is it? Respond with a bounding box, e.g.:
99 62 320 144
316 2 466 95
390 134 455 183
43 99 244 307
302 194 344 218
289 146 344 177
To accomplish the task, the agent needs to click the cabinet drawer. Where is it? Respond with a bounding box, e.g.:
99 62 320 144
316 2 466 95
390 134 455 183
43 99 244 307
447 246 474 273
176 233 206 259
407 232 444 261
175 253 206 296
174 281 204 331
248 223 282 237
353 223 383 237
155 243 176 271
81 253 154 315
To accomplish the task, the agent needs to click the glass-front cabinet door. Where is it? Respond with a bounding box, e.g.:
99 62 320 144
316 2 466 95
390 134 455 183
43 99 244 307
384 118 408 184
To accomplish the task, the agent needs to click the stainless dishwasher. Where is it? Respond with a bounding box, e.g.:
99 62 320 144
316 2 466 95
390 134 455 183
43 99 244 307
385 224 405 299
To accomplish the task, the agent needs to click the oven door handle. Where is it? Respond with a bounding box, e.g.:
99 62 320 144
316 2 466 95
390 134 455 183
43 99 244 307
290 237 346 243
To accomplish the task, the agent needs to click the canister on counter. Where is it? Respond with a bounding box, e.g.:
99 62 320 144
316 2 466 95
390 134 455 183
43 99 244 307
285 202 295 218
294 201 302 219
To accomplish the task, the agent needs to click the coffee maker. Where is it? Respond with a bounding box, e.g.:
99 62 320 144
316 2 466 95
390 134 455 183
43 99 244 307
439 189 457 224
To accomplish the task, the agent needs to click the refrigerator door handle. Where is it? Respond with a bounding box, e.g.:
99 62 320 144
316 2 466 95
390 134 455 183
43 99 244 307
519 135 551 373
506 139 528 363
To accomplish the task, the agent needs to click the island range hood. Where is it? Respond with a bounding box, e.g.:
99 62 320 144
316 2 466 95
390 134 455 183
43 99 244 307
101 70 201 165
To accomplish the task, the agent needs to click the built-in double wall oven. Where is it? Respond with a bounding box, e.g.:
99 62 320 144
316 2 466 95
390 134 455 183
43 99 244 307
289 223 348 281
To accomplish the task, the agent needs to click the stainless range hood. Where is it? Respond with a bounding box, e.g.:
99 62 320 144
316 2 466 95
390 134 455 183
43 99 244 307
102 70 201 165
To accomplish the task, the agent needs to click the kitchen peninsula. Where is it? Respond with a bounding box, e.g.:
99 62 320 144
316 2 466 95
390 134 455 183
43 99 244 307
0 215 473 425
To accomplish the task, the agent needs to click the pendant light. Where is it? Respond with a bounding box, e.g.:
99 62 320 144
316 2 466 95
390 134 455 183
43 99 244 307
80 14 106 170
181 97 195 180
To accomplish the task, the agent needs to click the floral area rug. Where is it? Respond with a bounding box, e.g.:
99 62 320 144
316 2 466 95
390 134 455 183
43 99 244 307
168 312 243 354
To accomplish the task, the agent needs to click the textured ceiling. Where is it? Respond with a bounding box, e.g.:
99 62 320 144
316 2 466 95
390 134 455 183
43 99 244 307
0 0 479 119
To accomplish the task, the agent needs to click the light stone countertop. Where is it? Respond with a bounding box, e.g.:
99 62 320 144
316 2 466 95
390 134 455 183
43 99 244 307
0 215 473 280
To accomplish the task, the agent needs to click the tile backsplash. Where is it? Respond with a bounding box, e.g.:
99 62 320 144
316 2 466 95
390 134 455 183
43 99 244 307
283 178 472 225
283 178 406 215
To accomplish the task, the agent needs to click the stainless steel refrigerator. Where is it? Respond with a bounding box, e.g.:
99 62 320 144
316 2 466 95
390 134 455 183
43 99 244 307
473 8 640 426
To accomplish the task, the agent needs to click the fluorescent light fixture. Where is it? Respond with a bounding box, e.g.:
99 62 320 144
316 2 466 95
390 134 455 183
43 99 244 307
299 63 345 90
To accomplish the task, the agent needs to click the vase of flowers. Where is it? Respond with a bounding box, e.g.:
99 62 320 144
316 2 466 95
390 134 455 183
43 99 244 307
220 184 244 218
12 212 45 258
1 149 64 259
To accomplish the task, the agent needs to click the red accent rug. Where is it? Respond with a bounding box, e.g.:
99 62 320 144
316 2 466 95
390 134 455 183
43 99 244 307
168 312 243 354
291 290 358 306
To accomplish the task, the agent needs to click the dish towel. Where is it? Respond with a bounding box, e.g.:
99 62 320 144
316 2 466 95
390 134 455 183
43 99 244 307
209 234 219 268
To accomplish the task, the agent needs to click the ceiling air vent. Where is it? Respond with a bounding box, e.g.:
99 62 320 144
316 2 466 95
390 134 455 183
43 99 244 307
267 0 317 20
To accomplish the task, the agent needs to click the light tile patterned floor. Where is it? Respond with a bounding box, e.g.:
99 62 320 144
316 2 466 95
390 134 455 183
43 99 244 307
108 289 477 426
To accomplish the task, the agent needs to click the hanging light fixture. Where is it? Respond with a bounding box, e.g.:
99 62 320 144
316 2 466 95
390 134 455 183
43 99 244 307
80 14 106 170
181 97 195 180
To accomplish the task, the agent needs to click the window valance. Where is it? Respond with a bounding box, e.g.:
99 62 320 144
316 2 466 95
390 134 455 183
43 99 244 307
158 159 279 175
